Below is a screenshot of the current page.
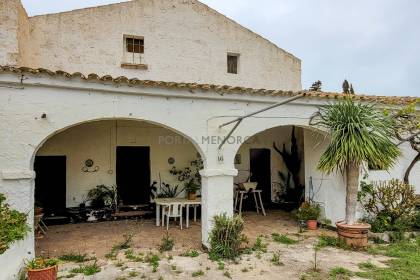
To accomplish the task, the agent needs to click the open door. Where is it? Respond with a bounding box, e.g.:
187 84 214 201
250 149 271 203
116 146 151 205
34 156 67 215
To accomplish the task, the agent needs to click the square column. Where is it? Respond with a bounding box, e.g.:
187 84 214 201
200 168 237 247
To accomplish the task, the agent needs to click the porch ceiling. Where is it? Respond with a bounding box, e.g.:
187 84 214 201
0 65 417 106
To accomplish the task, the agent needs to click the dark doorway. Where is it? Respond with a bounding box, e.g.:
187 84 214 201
250 149 271 203
34 156 66 215
116 146 151 205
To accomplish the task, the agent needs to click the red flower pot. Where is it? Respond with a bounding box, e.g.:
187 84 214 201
27 265 57 280
307 220 318 230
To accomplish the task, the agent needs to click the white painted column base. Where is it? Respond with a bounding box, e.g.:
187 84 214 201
200 168 238 248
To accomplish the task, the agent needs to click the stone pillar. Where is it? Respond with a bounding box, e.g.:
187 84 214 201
200 168 237 247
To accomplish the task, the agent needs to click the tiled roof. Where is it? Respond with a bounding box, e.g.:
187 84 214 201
0 65 417 105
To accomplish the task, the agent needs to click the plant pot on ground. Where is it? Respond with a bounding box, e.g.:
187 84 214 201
297 202 321 230
26 258 58 280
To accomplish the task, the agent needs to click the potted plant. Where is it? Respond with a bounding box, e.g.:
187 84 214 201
185 179 200 200
26 258 58 280
310 96 400 248
296 202 321 230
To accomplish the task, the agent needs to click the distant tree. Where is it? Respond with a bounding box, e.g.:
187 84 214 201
309 80 322 91
342 80 355 94
342 80 350 94
349 84 355 94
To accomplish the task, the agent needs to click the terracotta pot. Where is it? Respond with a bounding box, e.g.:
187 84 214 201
307 220 318 230
34 207 43 215
188 192 197 200
336 221 371 249
27 265 57 280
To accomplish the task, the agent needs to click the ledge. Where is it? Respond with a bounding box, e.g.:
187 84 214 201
199 168 238 178
1 170 35 180
121 63 148 70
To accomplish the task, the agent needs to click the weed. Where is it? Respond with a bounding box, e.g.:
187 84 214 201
223 271 232 278
241 267 249 272
128 271 138 278
329 267 353 279
182 249 200 257
358 262 376 270
270 252 283 266
124 249 142 262
58 253 90 263
63 274 76 278
252 237 267 252
146 254 160 272
70 262 101 276
192 270 204 277
272 233 298 245
159 231 175 252
316 235 349 250
217 261 225 270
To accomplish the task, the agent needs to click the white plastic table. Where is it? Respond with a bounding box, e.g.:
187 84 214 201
155 198 201 228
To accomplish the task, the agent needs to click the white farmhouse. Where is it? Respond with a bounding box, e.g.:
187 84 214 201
0 0 418 278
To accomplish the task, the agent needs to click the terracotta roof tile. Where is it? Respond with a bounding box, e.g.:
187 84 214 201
0 66 417 105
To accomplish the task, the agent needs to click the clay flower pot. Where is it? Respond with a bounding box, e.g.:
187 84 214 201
307 220 318 230
336 221 371 248
27 265 57 280
188 192 197 200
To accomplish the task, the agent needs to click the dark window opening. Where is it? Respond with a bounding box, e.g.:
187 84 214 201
227 54 239 74
126 37 144 54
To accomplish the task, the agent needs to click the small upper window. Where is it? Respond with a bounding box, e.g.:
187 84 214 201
227 53 239 74
126 37 144 54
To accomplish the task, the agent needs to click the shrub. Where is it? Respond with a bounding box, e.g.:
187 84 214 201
358 179 417 230
0 193 30 254
296 202 321 221
208 214 247 260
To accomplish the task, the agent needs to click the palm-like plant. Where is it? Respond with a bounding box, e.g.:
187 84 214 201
311 97 400 225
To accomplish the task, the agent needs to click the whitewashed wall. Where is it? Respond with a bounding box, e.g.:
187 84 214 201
0 72 418 279
37 120 198 207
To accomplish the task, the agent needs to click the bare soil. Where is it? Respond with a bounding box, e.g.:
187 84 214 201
36 210 390 279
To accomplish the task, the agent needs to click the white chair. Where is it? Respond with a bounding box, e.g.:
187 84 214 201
162 203 183 230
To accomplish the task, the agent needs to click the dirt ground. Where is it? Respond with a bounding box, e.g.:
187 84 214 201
37 211 390 279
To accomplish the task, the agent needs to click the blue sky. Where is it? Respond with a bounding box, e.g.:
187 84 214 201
21 0 420 97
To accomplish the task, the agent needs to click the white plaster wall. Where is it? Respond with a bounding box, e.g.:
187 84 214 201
0 73 418 278
368 142 420 193
303 129 346 224
24 0 301 90
37 120 198 207
234 126 305 202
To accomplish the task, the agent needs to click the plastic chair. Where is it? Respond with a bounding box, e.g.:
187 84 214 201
162 203 183 230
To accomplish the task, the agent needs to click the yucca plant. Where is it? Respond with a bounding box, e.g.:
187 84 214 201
311 97 400 225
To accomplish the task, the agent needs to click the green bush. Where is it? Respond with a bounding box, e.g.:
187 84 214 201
296 202 321 220
208 214 247 260
358 179 417 233
0 193 30 254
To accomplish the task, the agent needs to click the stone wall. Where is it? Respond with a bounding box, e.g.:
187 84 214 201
23 0 301 90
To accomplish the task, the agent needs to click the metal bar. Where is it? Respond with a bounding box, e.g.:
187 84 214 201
218 119 243 150
219 93 306 128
